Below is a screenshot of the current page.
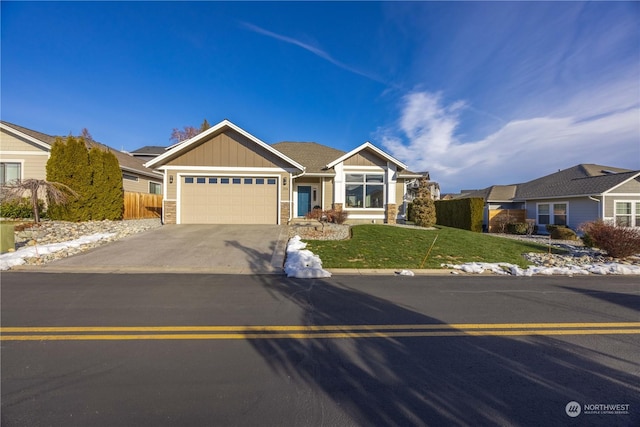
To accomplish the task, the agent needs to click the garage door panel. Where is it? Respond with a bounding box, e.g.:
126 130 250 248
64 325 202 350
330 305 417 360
180 176 278 224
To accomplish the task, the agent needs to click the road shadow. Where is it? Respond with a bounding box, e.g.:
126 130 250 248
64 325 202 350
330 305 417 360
247 277 640 425
558 285 640 313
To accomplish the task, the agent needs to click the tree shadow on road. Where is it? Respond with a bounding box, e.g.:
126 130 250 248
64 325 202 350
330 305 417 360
247 277 640 425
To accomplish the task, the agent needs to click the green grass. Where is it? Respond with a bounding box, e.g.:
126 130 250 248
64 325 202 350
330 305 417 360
306 225 557 269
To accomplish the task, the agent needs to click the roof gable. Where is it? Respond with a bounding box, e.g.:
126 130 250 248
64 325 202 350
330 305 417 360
325 141 408 170
1 121 54 151
271 142 345 175
146 119 304 171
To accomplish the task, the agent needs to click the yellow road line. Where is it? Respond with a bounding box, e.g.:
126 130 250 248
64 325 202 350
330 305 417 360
1 326 639 341
2 322 639 334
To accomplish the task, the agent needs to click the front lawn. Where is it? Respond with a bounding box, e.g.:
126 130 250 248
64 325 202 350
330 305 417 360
306 225 556 269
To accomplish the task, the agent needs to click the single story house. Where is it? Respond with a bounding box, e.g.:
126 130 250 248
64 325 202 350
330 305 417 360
0 121 163 194
145 119 425 225
459 164 640 232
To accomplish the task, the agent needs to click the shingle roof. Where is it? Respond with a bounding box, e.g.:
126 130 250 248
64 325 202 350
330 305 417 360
1 121 160 179
457 164 639 202
514 164 638 199
130 145 167 155
271 142 346 175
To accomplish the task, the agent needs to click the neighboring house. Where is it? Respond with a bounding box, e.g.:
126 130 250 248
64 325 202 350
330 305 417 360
459 164 640 232
404 172 440 201
129 145 167 163
145 119 425 225
0 121 163 194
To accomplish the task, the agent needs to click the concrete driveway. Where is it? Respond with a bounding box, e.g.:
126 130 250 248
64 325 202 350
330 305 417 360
35 225 288 274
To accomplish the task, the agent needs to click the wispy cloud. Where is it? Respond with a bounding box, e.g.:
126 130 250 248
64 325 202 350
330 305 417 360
378 84 640 193
241 22 388 86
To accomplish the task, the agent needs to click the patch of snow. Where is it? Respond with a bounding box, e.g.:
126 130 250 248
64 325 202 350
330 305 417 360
442 262 640 276
284 235 331 279
0 233 115 271
396 269 415 276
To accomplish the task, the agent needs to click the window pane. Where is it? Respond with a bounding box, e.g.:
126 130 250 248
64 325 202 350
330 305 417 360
616 216 631 227
1 163 20 184
221 178 229 184
553 203 567 226
538 204 549 214
365 185 384 208
244 178 253 184
345 174 364 182
267 178 276 185
616 202 631 215
185 177 194 184
366 175 384 183
346 184 363 208
256 178 264 184
209 178 217 184
196 177 206 184
149 182 161 194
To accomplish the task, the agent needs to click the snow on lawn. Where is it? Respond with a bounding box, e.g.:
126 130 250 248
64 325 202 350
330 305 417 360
285 235 331 278
0 233 115 271
443 262 640 276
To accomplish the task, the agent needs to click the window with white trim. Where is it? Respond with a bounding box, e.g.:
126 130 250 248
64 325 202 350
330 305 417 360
0 162 21 185
345 173 384 208
149 182 162 194
615 201 640 227
537 202 567 226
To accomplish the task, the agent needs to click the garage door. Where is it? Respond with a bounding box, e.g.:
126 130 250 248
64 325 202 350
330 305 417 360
180 176 279 224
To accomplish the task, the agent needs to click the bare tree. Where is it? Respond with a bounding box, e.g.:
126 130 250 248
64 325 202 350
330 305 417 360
2 179 78 222
170 119 212 143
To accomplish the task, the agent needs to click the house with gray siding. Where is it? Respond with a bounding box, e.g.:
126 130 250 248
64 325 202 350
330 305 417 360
459 164 640 232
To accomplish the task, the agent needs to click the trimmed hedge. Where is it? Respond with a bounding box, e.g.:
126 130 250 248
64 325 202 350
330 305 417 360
435 198 484 232
0 197 46 219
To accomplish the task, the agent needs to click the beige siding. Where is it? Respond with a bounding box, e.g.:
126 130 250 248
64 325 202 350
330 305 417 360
0 131 50 181
167 130 288 168
395 181 405 206
122 174 162 194
343 150 387 167
0 130 49 152
323 177 334 210
609 177 640 194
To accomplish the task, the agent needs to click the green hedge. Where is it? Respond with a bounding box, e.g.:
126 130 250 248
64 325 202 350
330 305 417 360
435 198 484 232
0 197 46 219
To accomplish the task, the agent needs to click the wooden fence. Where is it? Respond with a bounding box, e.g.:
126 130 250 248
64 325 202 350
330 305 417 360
123 192 162 220
488 209 526 233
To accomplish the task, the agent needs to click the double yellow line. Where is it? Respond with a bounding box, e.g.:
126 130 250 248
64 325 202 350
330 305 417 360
2 323 639 341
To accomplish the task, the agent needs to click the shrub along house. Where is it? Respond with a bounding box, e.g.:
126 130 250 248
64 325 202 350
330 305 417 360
144 119 424 225
459 164 640 232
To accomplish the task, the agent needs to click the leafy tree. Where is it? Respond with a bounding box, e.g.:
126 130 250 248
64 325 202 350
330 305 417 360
88 147 124 220
1 179 77 222
46 136 123 221
170 118 211 143
46 136 92 221
411 177 437 228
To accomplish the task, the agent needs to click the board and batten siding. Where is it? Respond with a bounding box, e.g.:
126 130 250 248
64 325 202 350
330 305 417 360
167 130 286 169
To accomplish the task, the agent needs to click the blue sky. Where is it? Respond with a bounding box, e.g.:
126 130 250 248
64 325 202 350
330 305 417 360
2 1 638 193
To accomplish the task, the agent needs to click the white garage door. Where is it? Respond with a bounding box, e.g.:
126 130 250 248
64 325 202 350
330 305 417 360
180 176 279 224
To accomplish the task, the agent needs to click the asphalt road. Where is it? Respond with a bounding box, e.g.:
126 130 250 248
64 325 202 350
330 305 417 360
1 273 639 426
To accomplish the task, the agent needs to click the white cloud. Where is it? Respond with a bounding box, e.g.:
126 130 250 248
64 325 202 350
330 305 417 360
379 87 640 192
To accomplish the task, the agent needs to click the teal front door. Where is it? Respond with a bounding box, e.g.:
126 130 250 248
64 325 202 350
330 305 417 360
297 186 312 217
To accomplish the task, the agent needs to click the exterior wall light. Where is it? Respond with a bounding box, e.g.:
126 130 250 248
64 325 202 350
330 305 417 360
169 175 174 184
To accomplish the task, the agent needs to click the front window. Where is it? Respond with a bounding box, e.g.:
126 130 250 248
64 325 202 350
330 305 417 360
345 173 384 208
538 202 568 226
0 162 21 185
615 201 640 227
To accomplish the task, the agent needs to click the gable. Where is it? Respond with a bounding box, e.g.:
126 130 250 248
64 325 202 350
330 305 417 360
167 129 291 169
0 127 51 153
343 149 388 167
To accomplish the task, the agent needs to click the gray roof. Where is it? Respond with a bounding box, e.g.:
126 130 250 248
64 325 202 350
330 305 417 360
462 164 639 202
1 121 161 179
130 145 167 156
271 142 346 175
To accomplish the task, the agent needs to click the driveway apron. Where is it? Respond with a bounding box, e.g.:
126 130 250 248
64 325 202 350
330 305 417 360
31 225 288 274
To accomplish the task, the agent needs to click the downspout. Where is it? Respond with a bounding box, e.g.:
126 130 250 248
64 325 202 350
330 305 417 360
588 195 602 221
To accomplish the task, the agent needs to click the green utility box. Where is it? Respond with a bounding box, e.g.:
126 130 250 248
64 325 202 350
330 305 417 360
0 223 16 253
